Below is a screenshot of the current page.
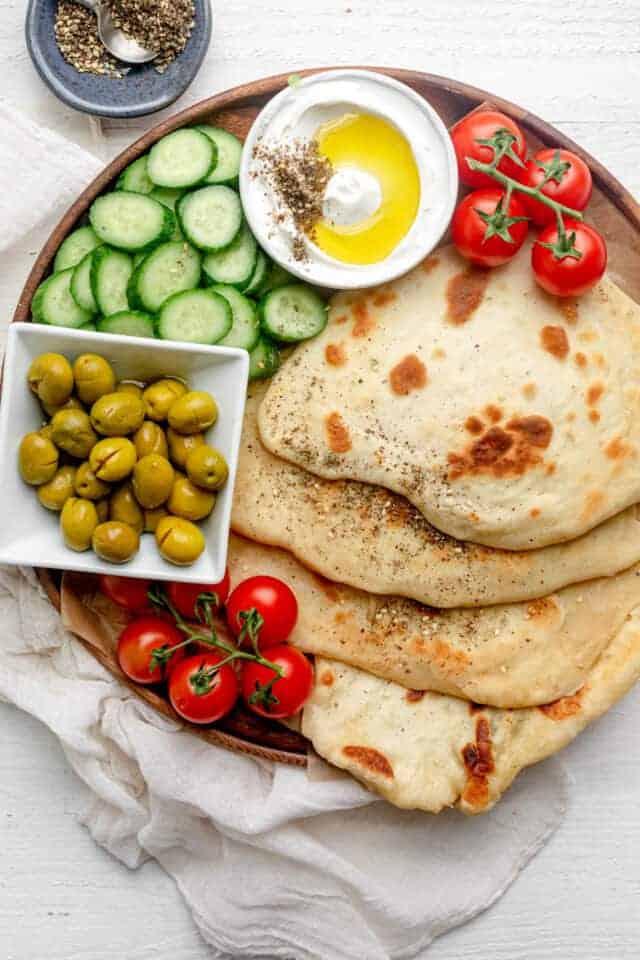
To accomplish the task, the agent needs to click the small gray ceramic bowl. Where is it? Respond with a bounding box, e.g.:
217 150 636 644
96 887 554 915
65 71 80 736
25 0 212 119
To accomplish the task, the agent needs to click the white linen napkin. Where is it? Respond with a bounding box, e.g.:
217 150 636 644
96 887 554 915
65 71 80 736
0 113 568 960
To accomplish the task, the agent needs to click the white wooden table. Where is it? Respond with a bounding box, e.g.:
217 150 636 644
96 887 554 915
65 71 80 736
1 1 639 957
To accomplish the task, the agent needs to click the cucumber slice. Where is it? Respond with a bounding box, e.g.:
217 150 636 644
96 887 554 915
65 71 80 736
150 186 184 210
195 126 243 186
91 246 133 316
53 226 100 272
242 249 269 295
116 155 154 194
128 241 201 313
177 185 242 252
32 269 94 328
202 222 257 288
209 284 260 351
249 336 281 380
70 249 99 313
262 261 297 294
148 129 216 188
78 321 97 331
156 290 232 345
97 311 155 338
90 191 175 252
259 284 327 343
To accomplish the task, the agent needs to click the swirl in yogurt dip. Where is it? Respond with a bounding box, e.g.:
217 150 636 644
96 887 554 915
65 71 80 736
240 70 458 289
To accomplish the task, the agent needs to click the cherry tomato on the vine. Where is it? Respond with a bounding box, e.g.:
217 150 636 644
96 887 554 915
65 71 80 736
451 110 527 188
531 220 607 298
168 653 238 724
226 576 298 651
167 570 230 621
100 575 152 612
451 188 529 267
117 616 185 685
241 645 313 719
518 148 592 226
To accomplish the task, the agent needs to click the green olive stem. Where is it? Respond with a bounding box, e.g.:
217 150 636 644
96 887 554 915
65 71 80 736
465 157 584 222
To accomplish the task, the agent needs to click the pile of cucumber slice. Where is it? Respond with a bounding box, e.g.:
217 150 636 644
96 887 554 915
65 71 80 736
33 126 328 381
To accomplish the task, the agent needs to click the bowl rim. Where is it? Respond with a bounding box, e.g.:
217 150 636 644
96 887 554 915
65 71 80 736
24 0 213 119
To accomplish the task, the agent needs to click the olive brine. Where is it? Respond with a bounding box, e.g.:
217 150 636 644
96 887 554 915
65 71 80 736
21 352 229 566
33 125 328 383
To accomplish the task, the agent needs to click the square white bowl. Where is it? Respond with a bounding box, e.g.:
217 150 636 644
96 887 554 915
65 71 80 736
0 323 249 583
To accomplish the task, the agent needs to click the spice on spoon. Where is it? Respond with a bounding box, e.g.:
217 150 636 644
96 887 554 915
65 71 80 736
251 138 333 262
55 1 123 77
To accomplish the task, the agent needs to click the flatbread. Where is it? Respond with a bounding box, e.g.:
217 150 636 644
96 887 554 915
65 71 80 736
302 610 640 814
233 384 640 607
258 244 640 550
226 534 640 708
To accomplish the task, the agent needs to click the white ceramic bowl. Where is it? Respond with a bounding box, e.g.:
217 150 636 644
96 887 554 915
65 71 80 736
240 69 458 290
0 323 248 583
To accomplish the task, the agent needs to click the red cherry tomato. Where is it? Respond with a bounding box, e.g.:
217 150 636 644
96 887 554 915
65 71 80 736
519 149 593 226
226 576 298 651
531 220 607 297
167 570 230 620
168 653 238 724
451 110 527 188
451 188 529 267
100 575 152 612
117 616 185 685
241 645 314 719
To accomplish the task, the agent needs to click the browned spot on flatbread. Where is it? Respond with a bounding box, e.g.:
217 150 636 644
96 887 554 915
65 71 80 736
405 689 426 703
389 354 427 396
325 343 347 366
351 299 376 337
527 597 558 620
325 412 351 453
334 610 350 625
539 686 588 720
431 346 446 360
335 313 348 324
593 352 606 369
605 437 632 460
522 382 537 400
587 382 604 406
545 462 556 475
465 416 484 435
540 325 569 360
557 299 579 324
448 415 553 480
582 489 605 521
312 572 341 603
589 410 601 424
343 745 394 778
372 289 397 308
461 717 494 808
566 412 576 422
446 268 490 325
320 669 334 686
530 507 541 518
575 352 588 368
468 702 485 715
421 254 440 273
484 404 502 423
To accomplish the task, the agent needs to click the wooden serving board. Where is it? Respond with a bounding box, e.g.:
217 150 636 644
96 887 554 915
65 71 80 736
14 68 640 766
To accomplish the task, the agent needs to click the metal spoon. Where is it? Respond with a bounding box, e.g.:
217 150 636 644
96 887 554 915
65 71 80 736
74 0 157 64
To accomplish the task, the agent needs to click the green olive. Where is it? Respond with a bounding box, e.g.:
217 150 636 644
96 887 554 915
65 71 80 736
41 393 85 418
134 420 168 459
92 521 140 563
143 378 187 422
89 437 137 483
95 497 110 523
74 461 110 500
116 381 144 399
166 428 205 469
73 354 116 405
50 408 97 458
167 391 218 435
60 497 99 551
37 465 76 511
110 481 144 534
19 432 59 485
132 454 175 509
28 353 74 410
143 506 169 533
91 392 145 436
167 474 216 521
185 445 228 492
155 516 205 565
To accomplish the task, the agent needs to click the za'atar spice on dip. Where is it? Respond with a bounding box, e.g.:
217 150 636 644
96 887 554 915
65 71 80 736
240 70 458 289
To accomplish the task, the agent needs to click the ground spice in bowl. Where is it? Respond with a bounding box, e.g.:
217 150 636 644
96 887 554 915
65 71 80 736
54 0 196 77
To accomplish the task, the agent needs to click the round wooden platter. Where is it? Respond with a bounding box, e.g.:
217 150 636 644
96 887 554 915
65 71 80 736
13 68 640 766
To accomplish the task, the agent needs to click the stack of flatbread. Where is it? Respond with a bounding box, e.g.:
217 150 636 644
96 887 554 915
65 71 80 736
229 243 640 815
